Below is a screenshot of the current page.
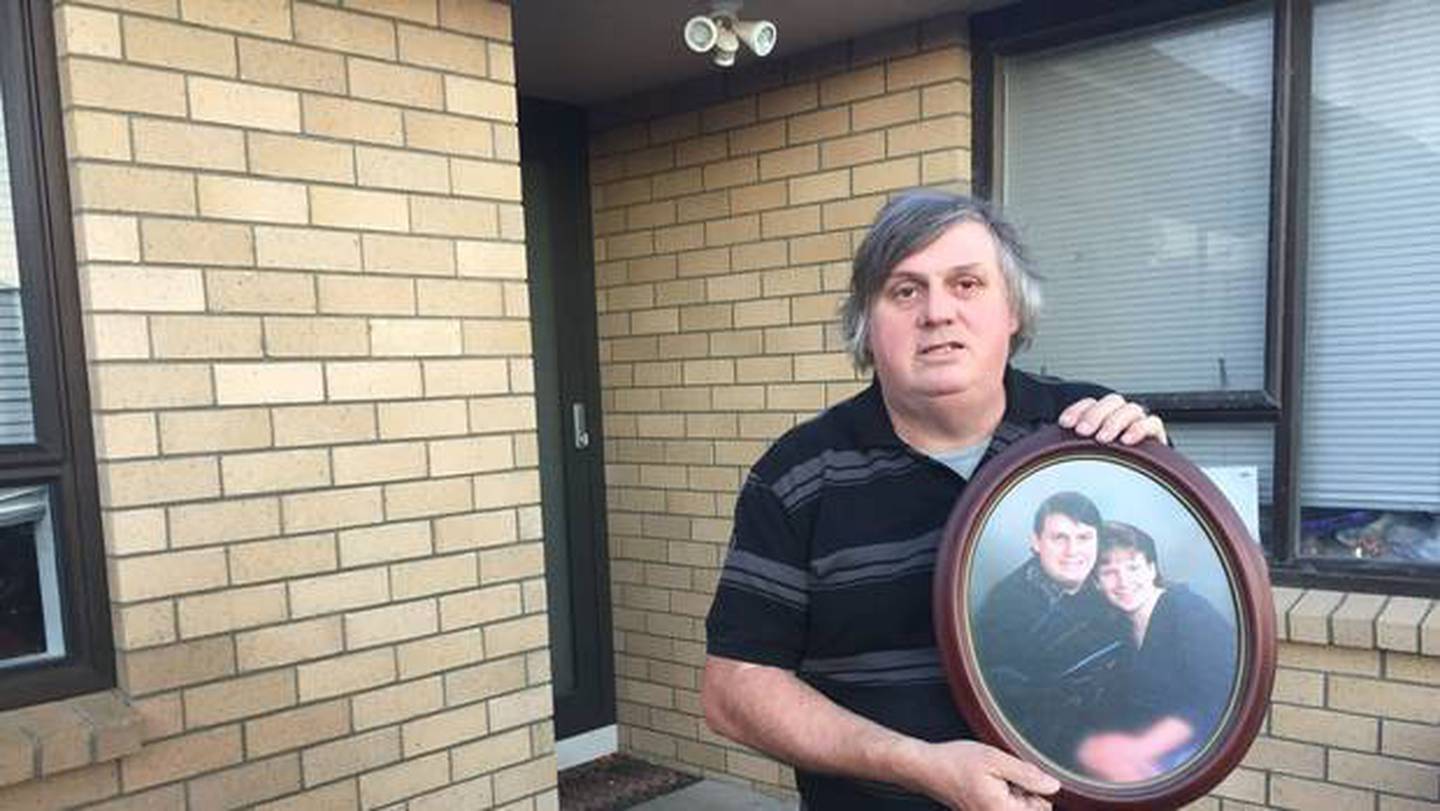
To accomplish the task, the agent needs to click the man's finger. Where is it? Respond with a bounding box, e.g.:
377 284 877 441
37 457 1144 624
1057 397 1095 429
1120 414 1166 446
1072 393 1126 436
988 752 1061 796
1096 402 1146 443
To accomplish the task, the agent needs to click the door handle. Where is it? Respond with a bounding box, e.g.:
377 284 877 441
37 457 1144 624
571 402 591 450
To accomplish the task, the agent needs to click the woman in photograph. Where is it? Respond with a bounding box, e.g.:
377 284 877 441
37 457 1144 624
1074 521 1238 783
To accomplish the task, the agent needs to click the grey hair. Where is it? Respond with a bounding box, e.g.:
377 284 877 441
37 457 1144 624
840 189 1042 371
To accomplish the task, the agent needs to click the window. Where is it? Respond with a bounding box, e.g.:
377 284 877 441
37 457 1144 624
0 0 113 709
973 0 1439 595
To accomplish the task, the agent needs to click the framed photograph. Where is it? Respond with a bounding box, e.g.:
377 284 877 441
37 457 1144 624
934 425 1275 810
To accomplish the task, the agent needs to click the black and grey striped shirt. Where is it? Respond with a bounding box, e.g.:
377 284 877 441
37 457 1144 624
706 366 1108 810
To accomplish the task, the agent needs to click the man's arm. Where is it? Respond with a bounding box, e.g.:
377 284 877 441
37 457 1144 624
702 654 1059 811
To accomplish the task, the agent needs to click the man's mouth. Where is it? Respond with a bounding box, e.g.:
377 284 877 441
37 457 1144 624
919 341 964 355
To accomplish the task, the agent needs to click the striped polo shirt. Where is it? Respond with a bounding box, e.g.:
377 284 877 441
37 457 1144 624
706 366 1108 810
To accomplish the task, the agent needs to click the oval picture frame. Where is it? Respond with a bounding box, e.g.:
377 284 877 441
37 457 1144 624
934 425 1275 810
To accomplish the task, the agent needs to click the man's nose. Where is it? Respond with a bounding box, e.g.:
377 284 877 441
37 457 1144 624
920 284 952 324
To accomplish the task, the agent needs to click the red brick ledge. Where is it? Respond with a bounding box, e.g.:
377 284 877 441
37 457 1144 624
0 691 143 789
1274 588 1439 654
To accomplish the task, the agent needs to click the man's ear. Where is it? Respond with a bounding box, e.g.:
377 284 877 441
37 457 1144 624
1029 533 1040 555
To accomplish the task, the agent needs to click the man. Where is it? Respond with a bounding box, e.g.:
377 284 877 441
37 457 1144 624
701 189 1166 811
974 492 1129 772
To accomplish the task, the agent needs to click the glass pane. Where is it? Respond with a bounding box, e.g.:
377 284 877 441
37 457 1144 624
1169 423 1273 547
0 79 38 444
0 485 65 668
1299 0 1440 564
1003 6 1273 393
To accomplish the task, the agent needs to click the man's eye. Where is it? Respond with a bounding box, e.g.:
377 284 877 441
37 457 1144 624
892 285 918 300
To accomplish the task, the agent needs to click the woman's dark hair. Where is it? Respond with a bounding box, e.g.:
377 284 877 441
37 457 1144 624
1097 520 1164 586
840 188 1042 370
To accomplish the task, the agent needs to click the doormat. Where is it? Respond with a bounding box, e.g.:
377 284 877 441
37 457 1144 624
558 753 702 811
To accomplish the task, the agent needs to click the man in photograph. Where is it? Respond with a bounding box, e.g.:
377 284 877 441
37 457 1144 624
701 189 1166 811
974 491 1129 770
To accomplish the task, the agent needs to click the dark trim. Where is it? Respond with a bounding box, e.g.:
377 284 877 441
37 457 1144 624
1268 0 1312 568
0 0 114 711
1134 390 1280 423
970 0 1250 55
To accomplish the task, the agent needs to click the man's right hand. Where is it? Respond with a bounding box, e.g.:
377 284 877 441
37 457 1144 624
899 739 1060 811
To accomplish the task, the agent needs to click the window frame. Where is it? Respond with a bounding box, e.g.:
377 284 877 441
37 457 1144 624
0 0 115 709
970 0 1439 597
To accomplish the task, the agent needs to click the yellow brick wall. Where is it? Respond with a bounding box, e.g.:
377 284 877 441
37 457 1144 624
586 21 1440 811
587 22 971 796
0 1 558 808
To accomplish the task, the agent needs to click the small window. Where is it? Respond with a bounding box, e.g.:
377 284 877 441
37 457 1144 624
0 0 113 708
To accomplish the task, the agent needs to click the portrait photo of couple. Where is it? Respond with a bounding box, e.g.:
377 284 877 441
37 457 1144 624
966 459 1241 785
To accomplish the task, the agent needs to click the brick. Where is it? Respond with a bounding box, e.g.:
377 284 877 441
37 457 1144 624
318 275 415 316
327 360 424 400
351 677 444 731
331 440 430 487
132 119 244 171
303 95 404 146
256 227 362 270
230 533 339 585
301 728 400 786
65 111 130 162
702 157 759 190
142 218 253 266
297 647 398 704
186 753 302 810
239 38 347 94
207 270 316 314
57 6 122 58
1278 642 1381 676
471 469 539 510
457 240 527 278
213 362 323 405
221 447 329 495
180 0 291 38
121 726 242 791
489 42 515 84
356 147 451 195
83 265 201 313
421 358 510 396
821 65 885 105
853 90 920 131
1270 704 1378 751
177 582 287 638
399 23 487 76
443 656 527 705
454 158 523 200
404 110 494 158
269 407 375 449
385 476 473 520
184 669 296 728
346 599 439 649
199 176 309 224
377 400 469 439
151 315 263 359
854 156 920 194
253 781 358 811
123 16 236 76
290 567 390 619
484 614 548 659
312 186 411 232
922 148 970 184
439 583 521 630
888 114 968 156
65 58 186 117
110 544 227 602
1329 749 1438 798
1379 596 1432 652
103 457 220 509
411 195 500 238
433 509 518 552
372 319 464 357
349 0 437 24
790 169 851 204
446 76 517 122
85 314 149 361
451 728 532 779
888 46 968 91
493 755 558 804
418 279 504 317
393 553 480 600
190 77 300 132
400 701 489 756
294 3 396 58
169 496 279 548
75 214 139 262
338 520 433 568
1331 675 1440 723
265 317 371 358
439 0 511 41
358 752 450 808
411 775 494 810
236 616 343 672
396 627 485 678
94 412 157 460
1383 718 1440 763
120 636 234 696
75 164 195 216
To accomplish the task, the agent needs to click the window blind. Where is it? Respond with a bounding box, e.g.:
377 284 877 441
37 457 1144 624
1002 8 1273 394
1299 0 1440 511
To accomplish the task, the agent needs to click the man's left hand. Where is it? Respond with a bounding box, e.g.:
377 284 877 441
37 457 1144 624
1057 393 1167 446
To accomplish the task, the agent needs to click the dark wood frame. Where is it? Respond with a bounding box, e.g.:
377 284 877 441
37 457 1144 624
934 426 1276 810
970 0 1439 596
0 0 115 710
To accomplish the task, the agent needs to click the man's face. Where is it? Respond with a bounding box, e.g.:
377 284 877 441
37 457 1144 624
1030 513 1099 593
866 221 1019 403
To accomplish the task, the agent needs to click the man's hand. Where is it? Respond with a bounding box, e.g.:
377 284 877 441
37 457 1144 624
1058 392 1167 446
897 739 1060 811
